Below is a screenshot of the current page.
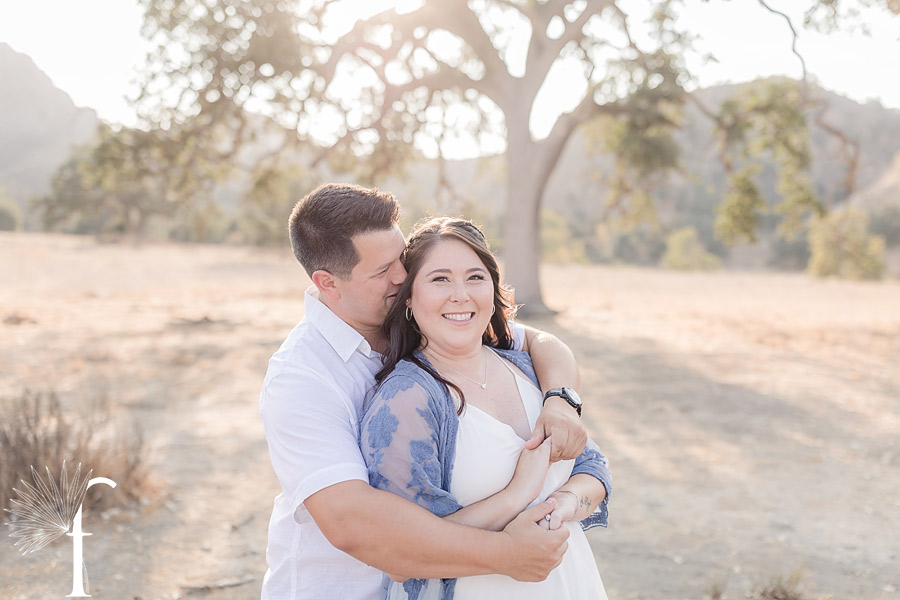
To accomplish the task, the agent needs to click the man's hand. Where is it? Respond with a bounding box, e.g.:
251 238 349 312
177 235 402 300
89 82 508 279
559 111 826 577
525 396 587 462
499 498 569 581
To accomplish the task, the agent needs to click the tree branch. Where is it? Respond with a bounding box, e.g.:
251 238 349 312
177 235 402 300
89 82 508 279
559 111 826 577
757 0 807 80
525 0 613 100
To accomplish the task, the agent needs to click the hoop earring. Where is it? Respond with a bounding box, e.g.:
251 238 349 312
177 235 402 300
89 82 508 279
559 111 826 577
491 304 496 316
405 306 413 321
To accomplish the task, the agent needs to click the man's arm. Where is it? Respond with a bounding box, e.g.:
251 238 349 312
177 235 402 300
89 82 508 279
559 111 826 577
262 365 569 583
518 324 587 461
305 480 568 581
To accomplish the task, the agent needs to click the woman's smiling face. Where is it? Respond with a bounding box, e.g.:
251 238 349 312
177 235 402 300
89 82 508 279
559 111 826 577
408 238 495 356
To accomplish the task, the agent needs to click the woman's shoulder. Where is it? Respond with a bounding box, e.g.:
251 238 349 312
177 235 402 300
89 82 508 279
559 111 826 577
491 346 532 363
377 356 443 399
491 347 538 385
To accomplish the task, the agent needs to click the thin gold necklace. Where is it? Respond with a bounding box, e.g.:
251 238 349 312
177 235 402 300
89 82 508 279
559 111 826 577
426 347 488 389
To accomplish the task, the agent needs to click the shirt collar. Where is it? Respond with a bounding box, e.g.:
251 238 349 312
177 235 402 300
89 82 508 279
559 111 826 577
303 286 378 362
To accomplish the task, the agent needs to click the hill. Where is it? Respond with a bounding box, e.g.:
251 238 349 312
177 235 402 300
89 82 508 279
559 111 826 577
0 43 99 223
1 44 898 259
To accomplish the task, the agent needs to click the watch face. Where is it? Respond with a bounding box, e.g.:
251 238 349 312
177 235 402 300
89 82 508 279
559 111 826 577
562 387 582 406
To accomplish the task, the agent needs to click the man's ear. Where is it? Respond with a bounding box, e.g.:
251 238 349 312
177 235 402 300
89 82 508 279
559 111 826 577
311 269 341 302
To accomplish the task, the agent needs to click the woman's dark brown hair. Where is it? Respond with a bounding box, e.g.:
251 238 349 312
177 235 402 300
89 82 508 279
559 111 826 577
376 217 517 413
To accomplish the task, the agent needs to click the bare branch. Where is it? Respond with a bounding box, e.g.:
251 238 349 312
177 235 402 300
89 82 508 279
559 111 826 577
526 0 613 100
757 0 807 80
812 100 860 199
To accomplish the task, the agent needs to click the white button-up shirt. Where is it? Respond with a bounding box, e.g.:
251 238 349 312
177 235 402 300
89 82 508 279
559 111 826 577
259 287 383 600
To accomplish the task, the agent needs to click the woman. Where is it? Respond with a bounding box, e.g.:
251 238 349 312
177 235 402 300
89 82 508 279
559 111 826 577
360 217 611 600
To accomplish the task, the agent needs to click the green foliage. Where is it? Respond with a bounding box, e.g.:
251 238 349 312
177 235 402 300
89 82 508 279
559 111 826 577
0 191 20 231
125 0 899 301
33 152 119 236
242 166 312 246
868 204 900 247
540 210 587 264
769 233 811 271
716 166 767 243
714 79 824 244
661 226 721 271
33 125 227 241
808 209 885 280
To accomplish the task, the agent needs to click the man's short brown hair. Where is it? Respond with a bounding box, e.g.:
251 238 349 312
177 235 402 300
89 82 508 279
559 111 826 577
289 183 400 279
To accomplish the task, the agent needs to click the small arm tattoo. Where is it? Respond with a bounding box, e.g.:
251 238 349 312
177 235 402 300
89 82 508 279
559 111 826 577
579 495 592 511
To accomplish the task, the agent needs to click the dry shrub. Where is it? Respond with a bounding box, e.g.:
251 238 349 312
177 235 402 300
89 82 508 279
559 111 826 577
706 577 727 599
0 390 150 512
750 571 820 600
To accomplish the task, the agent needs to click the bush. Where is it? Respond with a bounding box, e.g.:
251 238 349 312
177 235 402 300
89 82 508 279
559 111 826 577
769 233 811 271
0 390 150 513
541 210 587 263
868 204 900 247
808 209 885 280
749 571 818 600
661 226 721 271
0 196 20 231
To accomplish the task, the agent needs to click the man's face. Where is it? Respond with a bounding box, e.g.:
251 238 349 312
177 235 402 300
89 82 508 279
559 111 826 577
333 226 407 332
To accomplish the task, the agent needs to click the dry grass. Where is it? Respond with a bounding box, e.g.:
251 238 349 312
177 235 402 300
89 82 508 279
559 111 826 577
0 390 150 512
750 572 820 600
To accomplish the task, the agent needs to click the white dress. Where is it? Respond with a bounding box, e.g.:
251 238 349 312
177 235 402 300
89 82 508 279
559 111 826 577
449 351 608 600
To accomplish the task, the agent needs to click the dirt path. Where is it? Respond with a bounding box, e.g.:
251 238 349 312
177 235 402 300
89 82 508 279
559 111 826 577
1 234 898 600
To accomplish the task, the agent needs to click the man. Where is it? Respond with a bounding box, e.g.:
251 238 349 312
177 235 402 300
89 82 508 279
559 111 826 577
259 183 609 599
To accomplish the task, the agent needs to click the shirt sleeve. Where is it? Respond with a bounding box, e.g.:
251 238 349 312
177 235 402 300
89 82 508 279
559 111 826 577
360 375 462 518
572 437 612 531
508 321 526 351
259 368 369 513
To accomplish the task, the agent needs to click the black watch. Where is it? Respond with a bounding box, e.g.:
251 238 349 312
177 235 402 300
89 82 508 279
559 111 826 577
542 387 582 417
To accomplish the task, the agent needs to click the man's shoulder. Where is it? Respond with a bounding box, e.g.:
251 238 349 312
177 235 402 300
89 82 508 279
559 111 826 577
263 321 344 388
270 319 341 369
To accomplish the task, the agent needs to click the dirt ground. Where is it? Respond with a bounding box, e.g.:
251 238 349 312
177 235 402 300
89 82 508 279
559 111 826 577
1 232 898 600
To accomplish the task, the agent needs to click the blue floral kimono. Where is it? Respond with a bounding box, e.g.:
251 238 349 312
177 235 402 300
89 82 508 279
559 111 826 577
360 347 612 600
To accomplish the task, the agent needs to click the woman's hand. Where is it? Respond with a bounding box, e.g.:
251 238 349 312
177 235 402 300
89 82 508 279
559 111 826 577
504 436 552 507
539 490 578 531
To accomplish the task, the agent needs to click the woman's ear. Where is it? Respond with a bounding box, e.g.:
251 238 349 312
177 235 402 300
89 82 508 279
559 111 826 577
311 269 340 301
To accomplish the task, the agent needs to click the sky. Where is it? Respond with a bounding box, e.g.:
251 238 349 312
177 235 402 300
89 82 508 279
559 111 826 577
2 0 898 138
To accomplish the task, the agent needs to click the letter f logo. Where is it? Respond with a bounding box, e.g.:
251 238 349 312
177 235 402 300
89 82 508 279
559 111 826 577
67 477 116 598
5 463 117 598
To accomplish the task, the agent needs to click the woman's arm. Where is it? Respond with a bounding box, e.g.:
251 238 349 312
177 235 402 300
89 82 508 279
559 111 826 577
541 473 608 530
441 437 552 531
361 376 569 580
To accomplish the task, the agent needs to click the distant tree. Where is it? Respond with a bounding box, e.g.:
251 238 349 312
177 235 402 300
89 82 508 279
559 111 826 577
242 166 313 245
808 209 885 280
541 209 587 263
868 204 900 247
35 125 225 241
132 0 899 311
661 225 720 271
0 190 19 231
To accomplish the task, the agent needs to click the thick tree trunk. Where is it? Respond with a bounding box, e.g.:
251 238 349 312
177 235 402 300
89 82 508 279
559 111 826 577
502 125 556 316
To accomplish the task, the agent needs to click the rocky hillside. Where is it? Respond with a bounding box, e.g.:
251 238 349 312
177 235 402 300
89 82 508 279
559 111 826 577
0 43 98 219
1 42 898 247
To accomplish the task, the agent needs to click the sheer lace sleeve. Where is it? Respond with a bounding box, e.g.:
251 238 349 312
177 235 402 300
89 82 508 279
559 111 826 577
361 373 462 518
572 437 612 530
